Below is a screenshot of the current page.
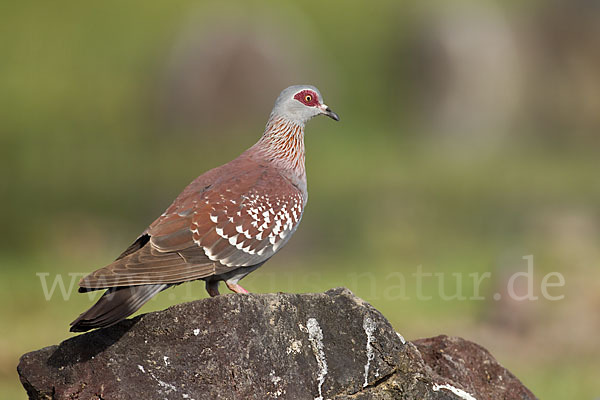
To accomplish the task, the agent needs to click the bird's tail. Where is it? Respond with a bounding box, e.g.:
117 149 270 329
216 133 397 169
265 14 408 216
70 284 169 332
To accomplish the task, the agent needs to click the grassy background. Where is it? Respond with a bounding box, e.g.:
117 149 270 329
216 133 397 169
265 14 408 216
2 1 599 398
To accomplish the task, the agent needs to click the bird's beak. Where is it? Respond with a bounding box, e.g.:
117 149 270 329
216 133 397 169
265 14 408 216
319 103 340 121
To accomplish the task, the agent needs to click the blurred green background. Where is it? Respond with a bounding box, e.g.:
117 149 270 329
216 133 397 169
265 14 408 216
2 0 599 398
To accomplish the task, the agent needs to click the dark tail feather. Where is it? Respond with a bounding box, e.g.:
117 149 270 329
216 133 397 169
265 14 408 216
70 284 169 332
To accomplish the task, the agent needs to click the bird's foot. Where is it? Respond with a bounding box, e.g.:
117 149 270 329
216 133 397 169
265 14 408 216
225 281 249 294
205 281 220 297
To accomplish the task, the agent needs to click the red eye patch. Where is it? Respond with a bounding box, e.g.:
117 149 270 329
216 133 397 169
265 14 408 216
294 90 320 107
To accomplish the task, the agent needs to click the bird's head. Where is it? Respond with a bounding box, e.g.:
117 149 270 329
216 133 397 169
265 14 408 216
270 85 340 125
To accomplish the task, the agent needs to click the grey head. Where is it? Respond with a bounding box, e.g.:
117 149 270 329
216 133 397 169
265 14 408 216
270 85 340 125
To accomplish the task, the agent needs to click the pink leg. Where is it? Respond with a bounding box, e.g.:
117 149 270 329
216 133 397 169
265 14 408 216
225 281 249 294
205 281 220 297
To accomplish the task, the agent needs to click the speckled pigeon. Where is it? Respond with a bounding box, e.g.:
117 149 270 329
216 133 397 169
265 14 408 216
70 85 339 332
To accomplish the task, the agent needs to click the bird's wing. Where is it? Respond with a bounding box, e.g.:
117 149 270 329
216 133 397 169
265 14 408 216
79 166 304 290
149 166 305 268
78 244 217 289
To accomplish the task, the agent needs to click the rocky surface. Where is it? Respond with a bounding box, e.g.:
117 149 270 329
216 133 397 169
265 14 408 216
18 288 537 399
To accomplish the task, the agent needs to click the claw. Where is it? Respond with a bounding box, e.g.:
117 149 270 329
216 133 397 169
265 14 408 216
225 281 249 294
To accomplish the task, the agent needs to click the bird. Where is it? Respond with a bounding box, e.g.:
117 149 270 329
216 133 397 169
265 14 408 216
70 85 339 332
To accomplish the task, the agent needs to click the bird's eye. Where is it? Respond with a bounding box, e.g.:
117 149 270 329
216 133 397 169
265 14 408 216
304 94 312 103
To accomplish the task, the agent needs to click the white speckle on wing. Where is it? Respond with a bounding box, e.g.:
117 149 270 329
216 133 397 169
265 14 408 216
432 383 477 400
193 328 200 336
202 245 217 260
263 211 271 223
272 219 282 236
362 316 376 388
241 243 255 254
396 332 406 344
272 232 288 251
306 318 327 400
137 365 146 373
228 234 238 246
163 356 170 366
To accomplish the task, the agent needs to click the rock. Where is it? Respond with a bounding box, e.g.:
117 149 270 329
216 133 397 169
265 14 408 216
18 288 537 399
411 336 537 400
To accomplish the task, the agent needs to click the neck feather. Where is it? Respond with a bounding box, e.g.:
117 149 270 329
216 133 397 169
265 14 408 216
251 115 306 179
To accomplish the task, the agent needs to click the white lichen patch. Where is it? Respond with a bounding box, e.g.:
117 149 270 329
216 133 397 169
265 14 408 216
269 370 285 397
286 339 303 355
270 370 282 385
163 356 170 366
396 332 406 344
136 364 177 395
154 376 177 394
432 383 477 400
193 328 200 336
306 318 327 400
443 353 456 364
362 316 376 388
